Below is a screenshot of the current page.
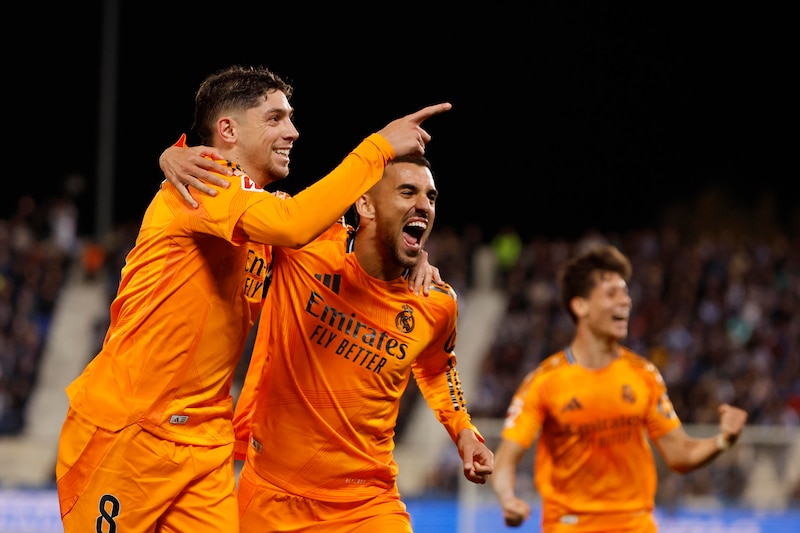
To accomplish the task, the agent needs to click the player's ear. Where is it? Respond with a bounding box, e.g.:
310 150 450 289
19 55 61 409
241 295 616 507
354 194 375 220
218 117 236 143
570 296 588 318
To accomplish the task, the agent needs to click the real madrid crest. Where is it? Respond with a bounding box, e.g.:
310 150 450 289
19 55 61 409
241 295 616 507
395 304 415 333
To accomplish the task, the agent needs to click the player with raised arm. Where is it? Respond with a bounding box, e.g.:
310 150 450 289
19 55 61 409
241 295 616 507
491 244 748 532
56 64 451 533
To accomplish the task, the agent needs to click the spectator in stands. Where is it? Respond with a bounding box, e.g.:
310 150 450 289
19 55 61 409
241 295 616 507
491 244 748 531
55 64 450 533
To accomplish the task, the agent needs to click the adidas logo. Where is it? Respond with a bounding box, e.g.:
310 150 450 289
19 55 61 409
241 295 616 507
561 397 583 412
315 273 341 294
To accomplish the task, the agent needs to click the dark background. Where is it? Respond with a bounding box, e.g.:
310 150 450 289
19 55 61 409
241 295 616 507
5 2 795 241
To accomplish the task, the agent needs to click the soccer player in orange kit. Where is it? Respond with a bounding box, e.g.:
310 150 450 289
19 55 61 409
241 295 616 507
231 154 494 532
491 244 748 532
55 64 451 533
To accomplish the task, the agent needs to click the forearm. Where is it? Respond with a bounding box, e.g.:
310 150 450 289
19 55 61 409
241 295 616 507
417 363 481 444
666 433 733 474
492 439 526 502
242 134 392 248
491 464 518 504
287 134 391 242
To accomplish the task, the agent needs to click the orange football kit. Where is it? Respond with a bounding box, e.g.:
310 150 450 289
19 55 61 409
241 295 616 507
501 347 681 533
233 222 482 532
56 133 394 532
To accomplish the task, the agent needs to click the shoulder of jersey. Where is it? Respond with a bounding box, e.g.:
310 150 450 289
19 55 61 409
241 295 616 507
317 222 350 242
619 347 663 378
618 347 652 368
428 282 457 302
531 351 569 379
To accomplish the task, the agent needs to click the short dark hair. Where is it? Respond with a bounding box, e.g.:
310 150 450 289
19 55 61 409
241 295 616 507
193 65 294 145
559 244 632 323
350 155 432 229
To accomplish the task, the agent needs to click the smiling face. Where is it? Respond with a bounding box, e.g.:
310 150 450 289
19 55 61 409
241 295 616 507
355 157 437 276
219 89 299 187
573 271 632 341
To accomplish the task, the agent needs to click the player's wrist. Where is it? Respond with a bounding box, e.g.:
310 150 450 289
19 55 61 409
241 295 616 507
716 433 734 451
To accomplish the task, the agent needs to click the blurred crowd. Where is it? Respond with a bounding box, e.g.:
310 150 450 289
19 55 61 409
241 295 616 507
0 194 76 434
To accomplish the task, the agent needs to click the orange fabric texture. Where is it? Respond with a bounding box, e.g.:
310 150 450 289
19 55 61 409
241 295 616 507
64 134 393 447
238 467 413 532
234 223 480 501
501 347 681 531
57 408 237 532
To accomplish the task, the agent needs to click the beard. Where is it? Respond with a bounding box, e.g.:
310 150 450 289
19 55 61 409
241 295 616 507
378 225 420 271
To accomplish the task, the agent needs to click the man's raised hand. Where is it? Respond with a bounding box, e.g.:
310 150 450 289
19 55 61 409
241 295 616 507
377 102 452 157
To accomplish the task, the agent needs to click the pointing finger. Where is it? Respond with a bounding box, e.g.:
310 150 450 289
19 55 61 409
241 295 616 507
409 102 452 124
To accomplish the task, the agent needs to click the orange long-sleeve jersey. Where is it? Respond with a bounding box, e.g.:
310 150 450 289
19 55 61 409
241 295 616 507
501 347 681 529
233 223 481 501
65 134 394 446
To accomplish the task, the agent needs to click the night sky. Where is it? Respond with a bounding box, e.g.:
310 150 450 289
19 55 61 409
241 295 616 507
7 2 795 241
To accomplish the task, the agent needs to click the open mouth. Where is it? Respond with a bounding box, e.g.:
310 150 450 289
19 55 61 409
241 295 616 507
403 222 426 248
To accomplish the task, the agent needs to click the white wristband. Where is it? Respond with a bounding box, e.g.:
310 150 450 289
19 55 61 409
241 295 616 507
716 433 732 451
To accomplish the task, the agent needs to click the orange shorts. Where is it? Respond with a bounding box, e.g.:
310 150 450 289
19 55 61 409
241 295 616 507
237 465 412 533
542 504 657 533
56 407 237 533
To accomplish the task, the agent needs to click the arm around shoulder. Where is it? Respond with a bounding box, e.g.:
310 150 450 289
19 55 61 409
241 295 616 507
158 138 233 208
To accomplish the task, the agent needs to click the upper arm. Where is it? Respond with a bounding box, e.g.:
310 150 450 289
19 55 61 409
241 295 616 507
651 424 690 465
